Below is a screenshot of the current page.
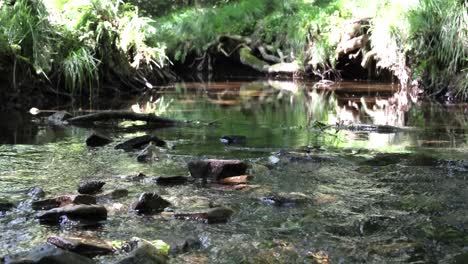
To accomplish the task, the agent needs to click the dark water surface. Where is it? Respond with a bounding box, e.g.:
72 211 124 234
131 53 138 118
0 80 467 263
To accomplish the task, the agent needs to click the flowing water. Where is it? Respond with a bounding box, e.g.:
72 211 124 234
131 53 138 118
0 80 467 263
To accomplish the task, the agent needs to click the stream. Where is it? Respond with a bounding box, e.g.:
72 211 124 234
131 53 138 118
1 80 467 263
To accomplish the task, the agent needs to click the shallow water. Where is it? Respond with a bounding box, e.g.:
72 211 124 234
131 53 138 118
0 80 467 263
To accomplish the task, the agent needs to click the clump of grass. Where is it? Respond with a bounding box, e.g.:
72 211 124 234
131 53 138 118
60 47 99 94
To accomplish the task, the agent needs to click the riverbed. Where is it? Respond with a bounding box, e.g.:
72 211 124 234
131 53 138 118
1 80 467 263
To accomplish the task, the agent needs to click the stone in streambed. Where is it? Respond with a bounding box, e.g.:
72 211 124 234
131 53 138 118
78 181 105 194
220 135 246 145
97 189 129 201
260 192 311 207
47 235 115 257
115 237 168 264
32 195 96 210
164 207 234 224
36 204 107 224
47 111 73 127
153 176 188 186
131 193 171 214
3 243 94 264
188 159 248 181
0 200 14 212
86 132 112 147
219 175 253 185
115 135 166 151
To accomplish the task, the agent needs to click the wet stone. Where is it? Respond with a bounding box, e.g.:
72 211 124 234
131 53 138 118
0 200 14 212
219 175 253 185
27 186 46 199
86 132 112 147
125 173 146 182
188 159 248 181
3 243 94 264
153 176 189 186
169 237 201 255
32 195 96 210
220 135 246 145
260 193 311 207
131 192 171 214
115 135 166 151
78 181 105 195
115 237 168 264
47 235 115 258
166 207 234 224
36 204 107 224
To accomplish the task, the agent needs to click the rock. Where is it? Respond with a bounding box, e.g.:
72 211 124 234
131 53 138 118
86 133 112 147
97 189 129 201
188 159 248 181
125 173 147 182
78 181 105 195
27 187 46 199
131 193 171 214
219 175 252 185
115 237 167 264
153 176 188 186
36 204 107 224
268 155 280 165
115 135 166 151
47 235 115 257
220 135 246 145
136 142 165 162
260 193 311 207
47 111 73 126
3 243 94 264
169 237 201 255
0 200 14 211
32 195 96 210
165 207 234 224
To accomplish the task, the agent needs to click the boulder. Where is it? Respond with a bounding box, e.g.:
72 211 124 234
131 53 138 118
165 207 234 224
115 237 167 264
78 181 106 195
32 195 96 210
219 175 253 185
97 189 129 201
131 193 171 214
36 204 107 224
188 159 248 181
153 176 188 186
47 111 73 126
86 133 112 147
47 235 115 258
115 135 166 151
3 243 94 264
27 187 46 199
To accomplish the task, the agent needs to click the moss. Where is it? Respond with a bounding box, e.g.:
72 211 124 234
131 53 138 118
239 47 269 72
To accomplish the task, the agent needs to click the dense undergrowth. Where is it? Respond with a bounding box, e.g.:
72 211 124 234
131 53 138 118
0 0 466 102
0 0 167 98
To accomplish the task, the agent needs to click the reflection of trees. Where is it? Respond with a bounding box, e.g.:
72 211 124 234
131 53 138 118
0 111 38 144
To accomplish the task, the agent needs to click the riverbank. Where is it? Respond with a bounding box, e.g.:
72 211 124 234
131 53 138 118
0 0 466 109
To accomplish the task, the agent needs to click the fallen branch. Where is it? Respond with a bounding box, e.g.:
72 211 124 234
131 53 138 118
66 111 178 126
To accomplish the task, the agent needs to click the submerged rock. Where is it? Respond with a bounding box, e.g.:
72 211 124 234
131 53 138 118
0 200 14 212
219 175 253 185
220 135 246 145
188 159 248 181
136 143 166 162
78 181 106 195
115 135 166 151
3 243 94 264
169 237 201 255
153 176 188 186
260 193 311 207
47 111 73 126
27 186 46 199
165 207 234 224
124 173 146 182
47 235 115 258
97 189 129 201
86 133 112 147
32 195 96 210
115 237 168 264
36 204 107 224
131 193 171 214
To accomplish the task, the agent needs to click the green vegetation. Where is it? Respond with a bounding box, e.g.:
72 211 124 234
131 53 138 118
0 0 167 95
0 0 466 100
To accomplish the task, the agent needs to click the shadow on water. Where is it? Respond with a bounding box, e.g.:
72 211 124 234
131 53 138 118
0 79 467 263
